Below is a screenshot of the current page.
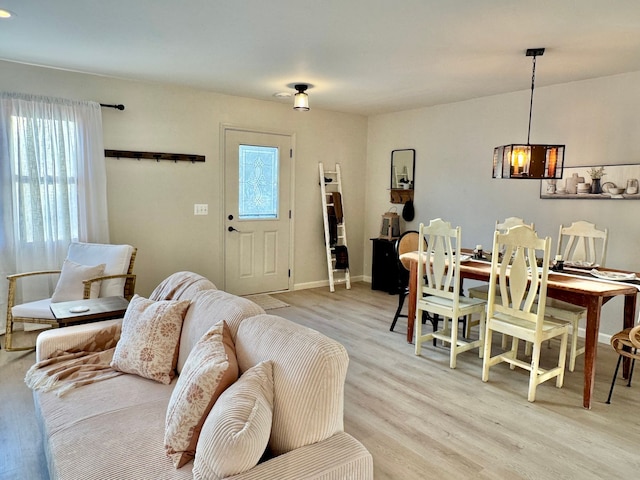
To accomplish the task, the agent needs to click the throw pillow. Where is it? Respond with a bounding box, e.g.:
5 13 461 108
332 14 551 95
111 295 190 384
51 259 106 303
165 321 238 468
192 361 274 479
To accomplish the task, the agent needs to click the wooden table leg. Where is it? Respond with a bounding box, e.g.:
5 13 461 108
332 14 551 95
407 260 418 344
583 296 603 409
622 293 637 378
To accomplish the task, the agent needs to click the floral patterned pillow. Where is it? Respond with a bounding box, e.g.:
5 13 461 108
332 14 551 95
111 295 190 384
165 321 238 468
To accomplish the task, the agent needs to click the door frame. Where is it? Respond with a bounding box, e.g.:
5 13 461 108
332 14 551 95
219 123 296 293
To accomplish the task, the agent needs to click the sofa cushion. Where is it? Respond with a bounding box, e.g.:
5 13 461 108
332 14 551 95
193 361 273 479
111 295 190 384
34 374 194 480
177 289 265 373
51 258 106 303
165 321 238 468
235 314 348 455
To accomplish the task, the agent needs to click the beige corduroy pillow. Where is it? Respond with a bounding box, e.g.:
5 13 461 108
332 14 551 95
193 360 274 479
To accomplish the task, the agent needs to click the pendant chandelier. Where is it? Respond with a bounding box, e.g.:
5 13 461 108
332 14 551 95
493 48 565 179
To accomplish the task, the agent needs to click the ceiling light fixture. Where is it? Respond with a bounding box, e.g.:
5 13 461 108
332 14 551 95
492 48 564 179
0 8 14 18
293 84 310 111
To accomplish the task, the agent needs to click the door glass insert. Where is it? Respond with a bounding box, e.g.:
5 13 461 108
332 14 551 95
238 144 279 219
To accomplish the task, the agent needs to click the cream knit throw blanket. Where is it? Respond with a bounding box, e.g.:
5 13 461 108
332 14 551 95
25 323 123 397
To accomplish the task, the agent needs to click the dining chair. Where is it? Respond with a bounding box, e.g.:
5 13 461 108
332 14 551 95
543 221 609 371
5 242 137 351
606 324 640 404
482 225 570 402
415 219 486 369
390 231 423 332
467 217 534 345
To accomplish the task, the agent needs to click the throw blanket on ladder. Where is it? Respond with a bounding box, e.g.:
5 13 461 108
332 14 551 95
25 323 123 397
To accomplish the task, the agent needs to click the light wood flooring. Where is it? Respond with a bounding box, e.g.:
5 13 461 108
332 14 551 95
2 282 639 479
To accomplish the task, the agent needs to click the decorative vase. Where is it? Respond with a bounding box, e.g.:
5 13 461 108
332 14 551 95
591 178 601 194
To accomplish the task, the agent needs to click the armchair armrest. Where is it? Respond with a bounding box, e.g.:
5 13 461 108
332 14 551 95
35 318 123 362
222 432 373 480
83 273 137 300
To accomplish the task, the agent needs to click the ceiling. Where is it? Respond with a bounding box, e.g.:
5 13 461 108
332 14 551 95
2 0 640 116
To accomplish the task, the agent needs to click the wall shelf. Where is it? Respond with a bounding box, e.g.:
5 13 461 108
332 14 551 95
105 149 205 163
390 189 414 204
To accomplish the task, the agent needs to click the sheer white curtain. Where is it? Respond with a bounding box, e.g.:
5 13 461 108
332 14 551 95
0 93 109 333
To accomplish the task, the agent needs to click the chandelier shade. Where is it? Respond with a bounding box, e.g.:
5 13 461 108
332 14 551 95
493 144 564 179
492 48 565 180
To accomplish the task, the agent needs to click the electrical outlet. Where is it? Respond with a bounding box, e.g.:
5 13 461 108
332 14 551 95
194 204 208 215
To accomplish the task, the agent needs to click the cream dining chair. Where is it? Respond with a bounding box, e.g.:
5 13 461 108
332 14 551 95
5 242 136 351
467 217 534 344
543 221 609 371
482 225 570 402
414 219 486 369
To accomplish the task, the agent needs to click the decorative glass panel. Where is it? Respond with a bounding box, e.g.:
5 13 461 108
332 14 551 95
238 145 279 219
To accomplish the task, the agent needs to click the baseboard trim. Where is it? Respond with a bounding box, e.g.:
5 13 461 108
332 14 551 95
293 275 365 291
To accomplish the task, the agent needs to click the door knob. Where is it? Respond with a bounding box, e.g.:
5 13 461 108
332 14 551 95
228 214 234 220
228 226 239 232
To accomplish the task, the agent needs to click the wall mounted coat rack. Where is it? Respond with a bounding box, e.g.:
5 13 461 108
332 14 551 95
105 149 205 163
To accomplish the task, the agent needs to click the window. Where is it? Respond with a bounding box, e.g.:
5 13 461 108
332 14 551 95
10 114 79 243
238 144 279 220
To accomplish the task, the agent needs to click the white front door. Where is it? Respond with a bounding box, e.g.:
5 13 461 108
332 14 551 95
223 128 292 295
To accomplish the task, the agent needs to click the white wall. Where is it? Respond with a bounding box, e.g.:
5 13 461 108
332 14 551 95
2 60 368 295
365 71 640 337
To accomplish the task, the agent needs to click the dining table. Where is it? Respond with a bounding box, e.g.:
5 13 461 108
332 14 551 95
401 251 639 409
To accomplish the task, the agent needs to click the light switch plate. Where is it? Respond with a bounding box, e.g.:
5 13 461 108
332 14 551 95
194 204 208 215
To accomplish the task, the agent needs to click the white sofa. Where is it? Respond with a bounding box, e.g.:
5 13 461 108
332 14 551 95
32 272 373 479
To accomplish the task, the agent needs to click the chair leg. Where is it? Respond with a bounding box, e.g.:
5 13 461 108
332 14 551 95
528 342 542 402
606 354 623 404
414 308 423 355
390 290 407 332
568 319 580 372
5 310 15 351
482 327 493 382
450 316 459 369
627 357 636 387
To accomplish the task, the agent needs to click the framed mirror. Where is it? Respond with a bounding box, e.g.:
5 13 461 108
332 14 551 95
391 149 415 190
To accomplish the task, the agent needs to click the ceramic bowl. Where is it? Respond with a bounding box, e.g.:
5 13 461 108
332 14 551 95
609 187 625 195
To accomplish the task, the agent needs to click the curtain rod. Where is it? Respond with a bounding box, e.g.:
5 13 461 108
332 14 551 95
100 103 125 110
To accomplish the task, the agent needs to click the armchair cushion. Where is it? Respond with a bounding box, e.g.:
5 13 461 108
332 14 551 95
11 298 55 320
111 295 190 384
67 242 134 297
51 259 106 303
